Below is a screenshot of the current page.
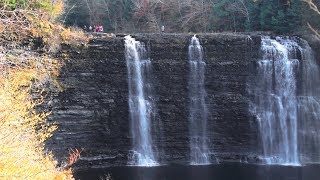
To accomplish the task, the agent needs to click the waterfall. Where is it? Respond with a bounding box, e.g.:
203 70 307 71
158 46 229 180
188 35 210 165
250 36 300 165
124 35 158 166
298 40 320 163
250 36 320 165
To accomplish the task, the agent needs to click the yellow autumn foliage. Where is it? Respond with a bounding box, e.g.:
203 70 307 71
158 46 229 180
0 1 83 179
0 56 74 180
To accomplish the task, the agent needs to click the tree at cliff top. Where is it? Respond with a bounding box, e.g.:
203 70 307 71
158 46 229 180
302 0 320 39
62 0 317 34
0 0 88 51
246 0 303 33
63 0 135 32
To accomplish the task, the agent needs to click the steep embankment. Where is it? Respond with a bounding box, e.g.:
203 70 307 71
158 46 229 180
0 46 75 179
0 1 91 179
46 33 266 168
0 9 87 180
44 32 320 170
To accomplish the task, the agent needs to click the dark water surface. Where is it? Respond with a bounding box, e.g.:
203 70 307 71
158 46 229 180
74 163 320 180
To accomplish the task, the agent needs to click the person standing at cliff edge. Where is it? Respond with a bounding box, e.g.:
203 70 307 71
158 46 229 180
161 25 165 33
100 25 104 32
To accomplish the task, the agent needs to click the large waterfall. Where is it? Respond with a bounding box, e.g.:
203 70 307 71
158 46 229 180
124 35 158 166
250 37 300 165
250 36 320 165
188 35 210 165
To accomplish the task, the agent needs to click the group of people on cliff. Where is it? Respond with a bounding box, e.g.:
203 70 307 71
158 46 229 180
83 25 103 32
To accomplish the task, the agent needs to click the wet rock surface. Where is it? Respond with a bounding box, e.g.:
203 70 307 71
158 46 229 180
46 33 265 168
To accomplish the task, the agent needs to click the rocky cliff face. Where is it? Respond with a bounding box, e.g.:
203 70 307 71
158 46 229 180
46 33 270 168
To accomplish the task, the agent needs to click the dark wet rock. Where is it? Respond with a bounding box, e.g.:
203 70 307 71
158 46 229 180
46 33 264 168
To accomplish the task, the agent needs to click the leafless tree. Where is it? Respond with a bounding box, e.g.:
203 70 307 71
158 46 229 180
302 0 320 14
302 0 320 39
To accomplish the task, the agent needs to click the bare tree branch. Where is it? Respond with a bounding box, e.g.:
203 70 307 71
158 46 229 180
302 0 320 15
307 22 320 39
63 3 77 24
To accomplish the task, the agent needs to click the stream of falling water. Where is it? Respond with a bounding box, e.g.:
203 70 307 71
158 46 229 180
250 36 300 165
188 35 210 165
124 35 158 166
298 39 320 164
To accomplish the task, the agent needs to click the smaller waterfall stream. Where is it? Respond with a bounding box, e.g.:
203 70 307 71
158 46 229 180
124 35 158 166
188 35 210 165
250 36 300 165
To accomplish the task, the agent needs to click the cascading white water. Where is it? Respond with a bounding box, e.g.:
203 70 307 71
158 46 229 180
298 40 320 164
188 35 210 165
250 36 300 165
124 35 158 166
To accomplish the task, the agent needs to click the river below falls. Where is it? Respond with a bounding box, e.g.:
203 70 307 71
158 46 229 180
74 163 320 180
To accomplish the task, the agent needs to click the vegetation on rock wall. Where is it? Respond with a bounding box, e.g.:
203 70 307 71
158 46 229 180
0 0 86 179
0 54 74 179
